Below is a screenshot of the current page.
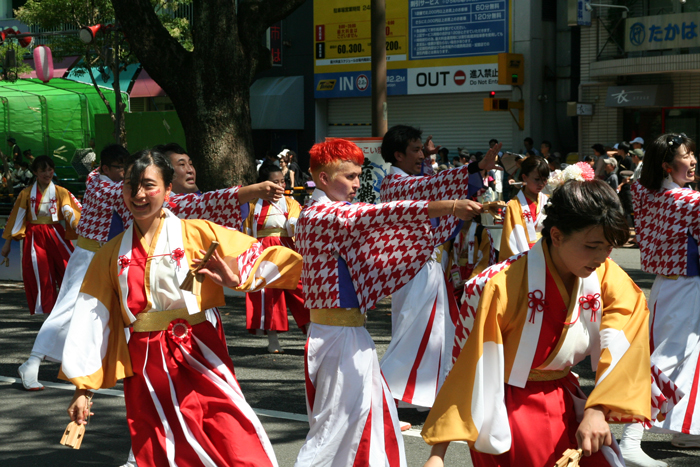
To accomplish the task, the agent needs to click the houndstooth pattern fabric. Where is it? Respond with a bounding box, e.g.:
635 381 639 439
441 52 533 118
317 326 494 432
296 193 434 312
632 181 700 276
451 252 526 366
236 241 265 286
169 187 243 229
68 192 82 211
380 167 471 247
76 170 129 242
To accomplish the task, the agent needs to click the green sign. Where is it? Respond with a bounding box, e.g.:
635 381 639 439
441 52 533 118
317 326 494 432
625 13 700 52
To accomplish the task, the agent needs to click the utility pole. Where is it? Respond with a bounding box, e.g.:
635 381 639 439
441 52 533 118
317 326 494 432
371 0 387 137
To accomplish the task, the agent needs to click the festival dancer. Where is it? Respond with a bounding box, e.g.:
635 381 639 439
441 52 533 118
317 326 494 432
622 134 700 467
63 149 302 467
16 143 283 393
1 155 81 316
378 125 499 409
450 218 497 305
293 138 482 467
242 164 309 353
14 145 127 391
499 155 550 260
422 178 661 467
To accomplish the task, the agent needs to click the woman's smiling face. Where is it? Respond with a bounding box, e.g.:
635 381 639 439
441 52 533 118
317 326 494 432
123 164 171 222
668 144 696 186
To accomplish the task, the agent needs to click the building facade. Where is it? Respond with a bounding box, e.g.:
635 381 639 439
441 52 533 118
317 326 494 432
312 0 581 158
577 0 700 156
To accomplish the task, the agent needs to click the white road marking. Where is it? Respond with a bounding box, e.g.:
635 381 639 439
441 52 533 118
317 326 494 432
1 375 465 442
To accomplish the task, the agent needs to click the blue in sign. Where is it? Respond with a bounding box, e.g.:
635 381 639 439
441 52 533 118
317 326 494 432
314 69 408 98
408 0 508 60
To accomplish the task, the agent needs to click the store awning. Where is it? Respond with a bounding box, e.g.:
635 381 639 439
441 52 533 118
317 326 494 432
250 76 304 130
21 55 80 80
65 62 140 93
130 67 166 98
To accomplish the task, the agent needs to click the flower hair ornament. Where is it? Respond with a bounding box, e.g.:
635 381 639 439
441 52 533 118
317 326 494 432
546 162 596 191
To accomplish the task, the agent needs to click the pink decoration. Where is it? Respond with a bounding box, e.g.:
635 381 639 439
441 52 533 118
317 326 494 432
575 161 595 181
33 46 54 83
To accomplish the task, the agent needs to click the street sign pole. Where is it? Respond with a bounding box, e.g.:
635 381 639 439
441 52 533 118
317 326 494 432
371 0 387 138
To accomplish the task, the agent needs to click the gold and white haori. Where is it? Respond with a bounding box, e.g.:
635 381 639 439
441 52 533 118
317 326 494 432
423 240 653 466
500 190 547 260
61 208 302 389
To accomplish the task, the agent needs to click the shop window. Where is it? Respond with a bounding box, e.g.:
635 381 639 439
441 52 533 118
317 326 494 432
623 109 662 145
664 108 700 143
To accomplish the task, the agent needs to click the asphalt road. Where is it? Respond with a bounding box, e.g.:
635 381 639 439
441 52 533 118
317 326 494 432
0 247 699 466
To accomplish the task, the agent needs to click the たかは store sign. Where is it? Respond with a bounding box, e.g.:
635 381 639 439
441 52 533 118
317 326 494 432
625 13 700 52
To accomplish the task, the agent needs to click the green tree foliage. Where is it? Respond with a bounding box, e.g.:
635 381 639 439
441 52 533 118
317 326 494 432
0 42 33 80
14 0 193 144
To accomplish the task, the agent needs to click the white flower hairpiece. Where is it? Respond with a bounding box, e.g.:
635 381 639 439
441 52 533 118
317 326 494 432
547 162 596 190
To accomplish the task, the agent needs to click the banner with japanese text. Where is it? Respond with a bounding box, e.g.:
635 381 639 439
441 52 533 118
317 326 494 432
314 0 513 98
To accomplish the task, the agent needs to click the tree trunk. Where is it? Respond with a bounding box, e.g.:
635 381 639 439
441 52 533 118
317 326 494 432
112 0 307 191
170 81 256 191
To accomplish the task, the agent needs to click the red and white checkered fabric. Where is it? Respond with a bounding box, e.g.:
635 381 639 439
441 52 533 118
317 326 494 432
380 167 471 247
296 193 434 312
607 363 684 426
76 170 130 242
632 181 700 276
169 186 243 229
451 252 525 366
236 241 265 286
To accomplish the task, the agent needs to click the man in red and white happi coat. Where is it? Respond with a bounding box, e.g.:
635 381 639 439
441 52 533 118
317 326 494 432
378 125 500 409
293 138 482 467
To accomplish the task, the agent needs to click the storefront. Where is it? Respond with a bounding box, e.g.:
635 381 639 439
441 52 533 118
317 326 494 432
313 0 520 158
578 7 700 152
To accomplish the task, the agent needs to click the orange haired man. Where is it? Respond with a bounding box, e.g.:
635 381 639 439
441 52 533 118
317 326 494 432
294 138 483 467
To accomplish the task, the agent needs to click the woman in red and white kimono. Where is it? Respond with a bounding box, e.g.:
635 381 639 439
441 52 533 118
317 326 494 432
63 149 302 467
1 155 81 315
242 165 309 353
622 134 700 467
499 156 549 261
423 179 679 467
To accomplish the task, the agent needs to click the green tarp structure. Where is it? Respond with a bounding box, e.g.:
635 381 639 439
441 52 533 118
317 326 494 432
95 111 187 156
0 78 128 180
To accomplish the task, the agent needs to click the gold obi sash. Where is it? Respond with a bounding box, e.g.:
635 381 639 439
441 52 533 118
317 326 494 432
30 216 55 225
76 236 104 252
132 308 207 332
527 367 571 382
257 227 289 238
310 308 365 327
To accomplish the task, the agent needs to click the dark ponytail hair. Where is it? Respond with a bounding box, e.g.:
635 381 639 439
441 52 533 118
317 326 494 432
542 179 629 247
519 155 550 181
639 133 695 191
125 148 174 197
